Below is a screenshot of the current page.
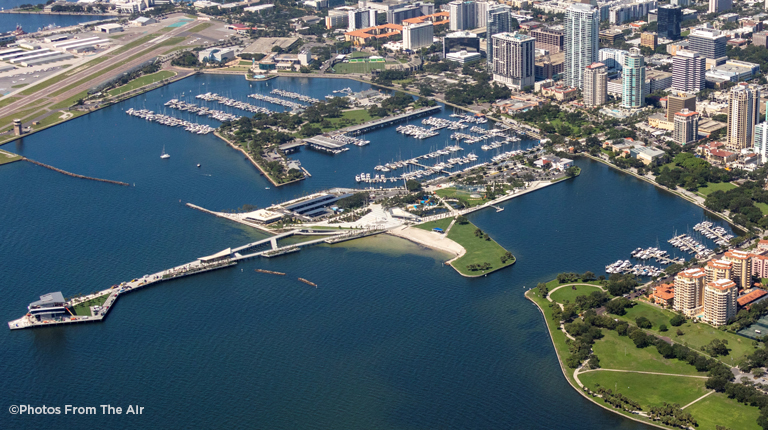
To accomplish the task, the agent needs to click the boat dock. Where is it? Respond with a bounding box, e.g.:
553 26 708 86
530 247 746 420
693 221 734 247
342 106 442 136
304 135 349 154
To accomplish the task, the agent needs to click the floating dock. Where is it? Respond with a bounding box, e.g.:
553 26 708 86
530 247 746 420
342 106 442 136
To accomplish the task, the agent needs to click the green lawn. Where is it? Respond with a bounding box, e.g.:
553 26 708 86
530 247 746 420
188 22 213 33
579 371 709 408
33 110 85 129
592 330 705 375
608 301 759 364
549 284 603 305
696 182 737 197
686 392 762 430
107 71 176 96
414 217 453 232
617 301 678 330
0 148 21 165
349 51 372 58
320 109 375 132
526 288 576 384
112 34 160 55
756 202 768 215
435 187 490 208
71 294 110 316
0 96 19 108
332 61 386 74
447 221 514 276
11 83 27 88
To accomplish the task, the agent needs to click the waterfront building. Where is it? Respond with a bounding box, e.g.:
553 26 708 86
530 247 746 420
726 84 760 152
723 250 752 290
673 267 706 316
564 2 599 89
583 62 607 107
703 279 738 326
671 50 705 93
402 22 434 51
640 32 657 50
492 32 535 90
530 26 564 54
486 4 512 66
13 119 23 136
673 109 699 145
688 27 727 60
708 0 732 14
348 8 377 32
621 48 644 109
27 292 67 321
443 31 481 57
657 5 682 41
667 92 696 122
705 259 733 285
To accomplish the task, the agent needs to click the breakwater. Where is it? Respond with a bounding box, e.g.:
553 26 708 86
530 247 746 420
24 157 129 186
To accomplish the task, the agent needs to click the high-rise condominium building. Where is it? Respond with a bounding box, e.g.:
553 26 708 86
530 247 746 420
674 268 706 316
723 250 752 290
674 109 699 145
583 62 607 107
667 92 696 122
703 279 738 326
564 2 599 89
671 50 705 93
621 48 645 109
726 84 760 152
491 32 535 90
705 259 733 285
486 4 512 66
402 22 434 51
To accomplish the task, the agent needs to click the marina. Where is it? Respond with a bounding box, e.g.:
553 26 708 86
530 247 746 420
194 92 272 115
164 99 241 122
247 92 305 110
125 108 216 134
270 88 319 104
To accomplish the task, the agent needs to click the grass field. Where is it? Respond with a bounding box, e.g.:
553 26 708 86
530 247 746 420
112 34 160 55
332 62 386 74
414 218 453 232
72 294 110 316
434 187 490 208
609 301 759 364
696 182 737 197
188 22 213 33
686 392 762 430
349 51 372 58
617 301 677 330
107 71 176 96
0 97 19 108
320 109 375 132
592 330 705 375
0 148 21 165
447 221 514 276
526 288 576 383
756 202 768 215
579 371 708 408
549 284 603 304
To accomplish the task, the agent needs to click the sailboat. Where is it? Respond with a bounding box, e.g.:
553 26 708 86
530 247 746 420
161 146 170 159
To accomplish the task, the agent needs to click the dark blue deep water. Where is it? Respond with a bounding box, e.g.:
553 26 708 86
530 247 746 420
0 0 108 34
0 76 733 429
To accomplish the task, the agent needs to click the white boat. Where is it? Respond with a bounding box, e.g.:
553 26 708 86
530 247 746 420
161 146 170 159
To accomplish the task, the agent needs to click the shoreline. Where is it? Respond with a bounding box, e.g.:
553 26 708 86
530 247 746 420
524 289 669 430
576 153 744 234
213 131 289 188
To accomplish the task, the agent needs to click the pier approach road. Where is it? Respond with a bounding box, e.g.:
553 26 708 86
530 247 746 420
0 17 210 137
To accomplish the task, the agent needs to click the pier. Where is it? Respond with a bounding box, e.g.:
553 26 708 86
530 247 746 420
8 226 383 330
341 106 442 136
25 158 129 186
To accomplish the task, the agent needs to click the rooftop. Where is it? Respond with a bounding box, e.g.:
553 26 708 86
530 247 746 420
708 278 737 291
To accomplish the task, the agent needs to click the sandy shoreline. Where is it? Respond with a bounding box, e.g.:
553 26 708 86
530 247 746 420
386 225 465 260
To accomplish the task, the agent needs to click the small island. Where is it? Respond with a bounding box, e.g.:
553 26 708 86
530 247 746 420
526 273 768 430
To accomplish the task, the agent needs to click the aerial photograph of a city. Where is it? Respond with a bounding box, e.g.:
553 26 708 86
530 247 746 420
7 0 768 428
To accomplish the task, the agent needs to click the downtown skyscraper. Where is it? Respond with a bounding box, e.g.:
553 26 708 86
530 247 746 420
564 1 599 89
486 4 512 66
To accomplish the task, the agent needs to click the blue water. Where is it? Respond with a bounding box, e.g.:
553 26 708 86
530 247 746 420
0 76 735 429
0 0 108 34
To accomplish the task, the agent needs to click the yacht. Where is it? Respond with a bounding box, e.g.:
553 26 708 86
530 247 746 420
161 146 170 159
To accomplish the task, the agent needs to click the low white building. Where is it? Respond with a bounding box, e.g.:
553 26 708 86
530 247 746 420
129 17 156 27
96 24 123 34
445 50 481 65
